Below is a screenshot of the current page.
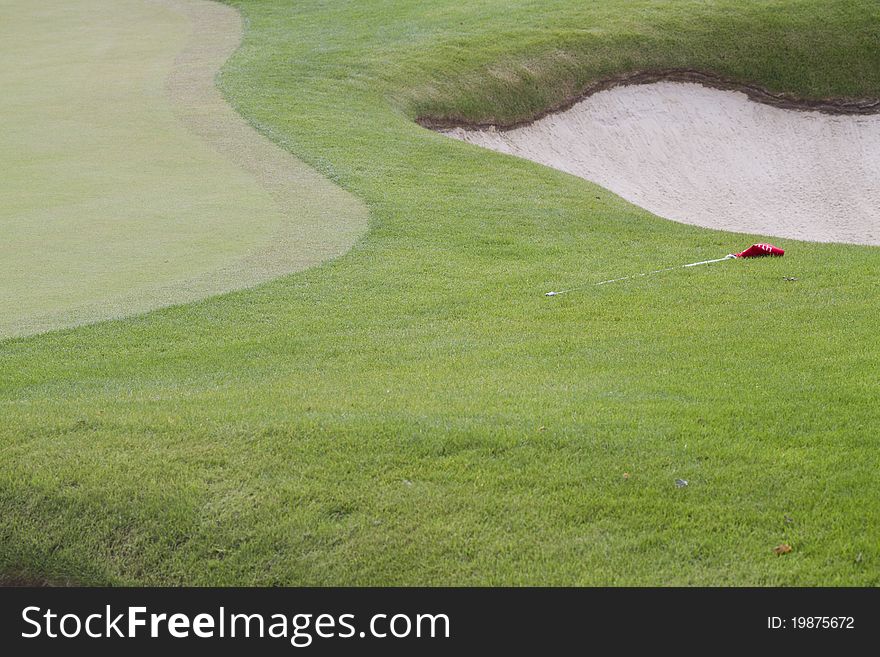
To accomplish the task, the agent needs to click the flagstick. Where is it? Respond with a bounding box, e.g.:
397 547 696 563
545 254 736 296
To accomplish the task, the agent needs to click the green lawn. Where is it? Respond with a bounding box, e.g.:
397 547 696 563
0 0 365 339
2 0 879 585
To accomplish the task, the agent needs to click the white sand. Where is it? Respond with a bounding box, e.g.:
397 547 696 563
444 82 880 246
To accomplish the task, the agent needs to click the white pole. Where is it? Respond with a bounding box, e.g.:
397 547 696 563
545 254 736 296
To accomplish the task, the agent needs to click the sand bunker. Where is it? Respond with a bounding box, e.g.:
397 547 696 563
0 0 367 339
443 81 880 246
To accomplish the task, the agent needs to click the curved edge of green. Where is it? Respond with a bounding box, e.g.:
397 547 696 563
0 0 369 340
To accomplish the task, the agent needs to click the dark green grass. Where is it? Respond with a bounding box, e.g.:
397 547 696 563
2 0 879 585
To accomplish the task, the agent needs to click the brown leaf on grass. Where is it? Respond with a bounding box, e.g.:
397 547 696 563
773 543 792 555
622 472 630 479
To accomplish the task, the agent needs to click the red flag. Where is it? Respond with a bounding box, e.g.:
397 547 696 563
734 243 784 258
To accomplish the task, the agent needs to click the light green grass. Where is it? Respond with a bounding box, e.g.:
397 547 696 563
0 0 364 338
1 0 879 585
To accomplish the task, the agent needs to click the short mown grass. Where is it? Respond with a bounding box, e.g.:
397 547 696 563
1 0 879 585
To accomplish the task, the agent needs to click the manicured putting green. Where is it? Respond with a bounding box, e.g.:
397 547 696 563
0 0 367 338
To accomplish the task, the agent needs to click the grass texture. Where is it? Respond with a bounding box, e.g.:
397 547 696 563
0 0 365 338
1 0 879 585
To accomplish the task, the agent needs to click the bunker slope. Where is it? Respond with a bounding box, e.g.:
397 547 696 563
0 0 367 339
443 81 880 247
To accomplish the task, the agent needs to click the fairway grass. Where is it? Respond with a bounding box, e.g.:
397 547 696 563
0 0 366 338
1 0 878 586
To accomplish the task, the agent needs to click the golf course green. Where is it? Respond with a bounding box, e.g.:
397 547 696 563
0 0 366 338
1 0 878 585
